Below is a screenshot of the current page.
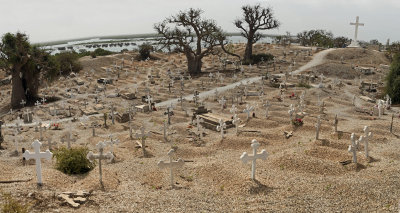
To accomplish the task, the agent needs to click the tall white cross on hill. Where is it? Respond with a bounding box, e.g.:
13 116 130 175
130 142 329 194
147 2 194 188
349 16 364 47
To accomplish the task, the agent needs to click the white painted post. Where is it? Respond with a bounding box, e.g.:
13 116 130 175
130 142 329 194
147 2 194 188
348 133 361 163
240 139 268 180
157 149 185 188
232 114 241 135
22 140 53 185
315 116 321 140
363 126 373 158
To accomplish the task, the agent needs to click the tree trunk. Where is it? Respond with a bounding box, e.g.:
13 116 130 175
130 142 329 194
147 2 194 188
187 54 202 75
11 69 26 109
244 39 253 62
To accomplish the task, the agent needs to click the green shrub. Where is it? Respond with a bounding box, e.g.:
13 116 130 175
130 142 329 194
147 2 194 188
139 43 153 60
385 53 400 104
297 82 312 89
54 147 95 175
243 53 274 65
1 192 31 213
91 48 113 58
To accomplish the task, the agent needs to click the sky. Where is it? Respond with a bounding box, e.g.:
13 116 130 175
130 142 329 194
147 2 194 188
0 0 399 44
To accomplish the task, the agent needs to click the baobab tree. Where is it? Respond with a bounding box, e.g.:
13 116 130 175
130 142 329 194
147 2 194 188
0 32 49 108
235 4 280 62
154 8 239 75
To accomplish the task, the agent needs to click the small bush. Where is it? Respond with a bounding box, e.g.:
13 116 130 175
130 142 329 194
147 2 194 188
139 43 153 60
243 53 274 65
91 48 113 58
385 53 400 104
1 192 31 213
54 147 95 175
297 82 312 88
292 118 304 126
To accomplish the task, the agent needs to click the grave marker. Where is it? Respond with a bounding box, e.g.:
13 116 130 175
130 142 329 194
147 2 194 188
106 134 120 154
315 116 321 140
240 139 267 180
216 119 226 139
157 149 184 187
136 126 151 156
232 114 240 135
22 140 53 185
243 105 255 121
87 141 114 185
348 133 362 163
362 126 372 158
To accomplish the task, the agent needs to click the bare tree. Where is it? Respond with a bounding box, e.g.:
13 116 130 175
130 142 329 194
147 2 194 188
235 4 279 62
154 8 238 75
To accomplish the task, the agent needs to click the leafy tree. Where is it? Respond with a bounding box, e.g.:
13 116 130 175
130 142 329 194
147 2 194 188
138 42 153 60
333 36 350 48
386 42 400 61
0 32 51 108
296 29 334 48
385 53 400 104
154 8 237 75
235 4 279 62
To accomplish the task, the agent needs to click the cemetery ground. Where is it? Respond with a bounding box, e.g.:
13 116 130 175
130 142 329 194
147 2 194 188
0 44 399 212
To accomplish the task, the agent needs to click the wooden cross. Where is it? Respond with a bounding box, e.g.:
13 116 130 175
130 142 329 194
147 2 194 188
157 149 185 187
22 140 53 185
243 105 254 121
178 92 184 110
216 119 226 139
136 126 151 157
164 106 174 125
334 114 338 132
87 141 114 185
240 139 267 180
315 116 321 140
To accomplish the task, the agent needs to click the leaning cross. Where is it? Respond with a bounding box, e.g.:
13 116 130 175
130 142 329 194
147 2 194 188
240 139 268 180
87 141 114 185
136 127 151 157
157 149 185 188
243 104 255 121
216 119 226 139
22 140 53 185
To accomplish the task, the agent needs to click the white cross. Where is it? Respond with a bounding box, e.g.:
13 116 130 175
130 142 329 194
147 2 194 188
136 126 151 157
20 99 26 108
162 120 170 143
87 141 114 185
350 16 364 43
288 104 295 123
315 116 321 140
35 100 41 108
377 100 384 117
24 109 32 123
240 139 268 180
106 134 120 154
110 104 115 124
232 114 241 135
146 95 153 112
22 140 53 185
263 100 271 118
216 119 226 139
41 97 47 105
348 133 362 164
218 97 226 111
362 126 373 158
157 149 185 187
243 104 254 121
45 137 56 151
195 115 204 132
230 104 238 116
13 130 20 153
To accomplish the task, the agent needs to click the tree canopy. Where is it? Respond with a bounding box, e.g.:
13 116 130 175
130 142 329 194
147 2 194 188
385 53 400 104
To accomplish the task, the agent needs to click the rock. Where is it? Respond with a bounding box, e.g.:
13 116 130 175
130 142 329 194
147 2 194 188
94 104 104 110
74 78 85 86
73 197 86 203
121 93 136 100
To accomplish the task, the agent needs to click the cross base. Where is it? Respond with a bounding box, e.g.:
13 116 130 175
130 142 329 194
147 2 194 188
347 41 361 48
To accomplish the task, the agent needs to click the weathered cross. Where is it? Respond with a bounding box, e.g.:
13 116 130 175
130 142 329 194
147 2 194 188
87 141 114 185
157 149 185 188
216 119 226 139
240 139 268 180
230 104 238 116
334 114 339 132
106 134 120 154
110 104 115 124
20 99 26 108
195 115 204 132
136 126 151 157
146 95 153 112
164 105 174 125
232 114 241 135
315 116 321 140
362 126 373 158
243 104 255 121
348 133 362 163
288 104 295 123
218 97 226 111
263 100 271 118
22 140 53 185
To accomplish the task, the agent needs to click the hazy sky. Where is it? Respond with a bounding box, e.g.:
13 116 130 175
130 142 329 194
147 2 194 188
0 0 398 43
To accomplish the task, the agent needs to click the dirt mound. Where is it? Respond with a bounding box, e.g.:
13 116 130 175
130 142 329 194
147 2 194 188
313 62 359 79
326 48 389 65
